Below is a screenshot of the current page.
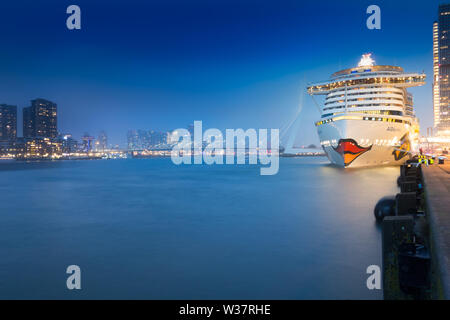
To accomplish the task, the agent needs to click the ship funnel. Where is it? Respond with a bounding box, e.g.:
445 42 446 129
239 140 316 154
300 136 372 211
358 53 375 67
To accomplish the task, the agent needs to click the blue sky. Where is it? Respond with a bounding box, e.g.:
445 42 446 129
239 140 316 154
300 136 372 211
0 0 442 146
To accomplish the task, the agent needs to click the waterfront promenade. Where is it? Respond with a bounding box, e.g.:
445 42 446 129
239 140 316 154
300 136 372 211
422 163 450 298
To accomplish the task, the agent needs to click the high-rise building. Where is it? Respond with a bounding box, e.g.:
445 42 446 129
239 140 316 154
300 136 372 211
149 130 168 147
434 4 450 135
127 130 139 150
433 21 440 129
0 104 17 141
58 134 78 154
23 98 57 139
138 130 150 149
81 133 95 152
97 131 108 151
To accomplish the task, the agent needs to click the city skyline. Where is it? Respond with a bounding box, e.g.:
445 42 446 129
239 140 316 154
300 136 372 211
0 0 443 147
1 97 177 147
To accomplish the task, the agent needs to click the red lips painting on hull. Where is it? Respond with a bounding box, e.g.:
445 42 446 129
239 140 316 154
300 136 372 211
333 139 372 166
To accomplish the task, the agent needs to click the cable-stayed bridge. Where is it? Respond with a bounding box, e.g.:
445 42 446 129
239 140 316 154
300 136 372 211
279 88 324 156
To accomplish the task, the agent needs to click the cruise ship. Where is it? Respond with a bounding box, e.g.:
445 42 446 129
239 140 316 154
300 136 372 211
307 54 426 167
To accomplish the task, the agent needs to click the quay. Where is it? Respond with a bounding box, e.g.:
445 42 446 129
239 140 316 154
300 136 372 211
380 160 450 299
422 164 450 299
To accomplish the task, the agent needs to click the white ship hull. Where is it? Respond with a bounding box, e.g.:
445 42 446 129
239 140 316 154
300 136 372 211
317 116 418 168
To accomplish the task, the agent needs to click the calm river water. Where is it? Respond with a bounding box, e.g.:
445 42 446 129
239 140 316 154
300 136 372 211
0 157 400 299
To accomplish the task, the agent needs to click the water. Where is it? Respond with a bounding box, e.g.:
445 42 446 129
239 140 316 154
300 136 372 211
0 157 400 299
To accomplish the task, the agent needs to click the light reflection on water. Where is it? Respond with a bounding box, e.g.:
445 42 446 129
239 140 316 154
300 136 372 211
0 158 399 299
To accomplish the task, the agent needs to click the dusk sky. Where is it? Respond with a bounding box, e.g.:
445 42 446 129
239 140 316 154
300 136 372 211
0 0 443 146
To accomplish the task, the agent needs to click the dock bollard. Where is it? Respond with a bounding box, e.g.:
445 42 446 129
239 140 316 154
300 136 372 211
395 192 420 216
398 243 431 296
374 196 396 221
382 216 415 300
399 181 421 193
398 164 421 185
